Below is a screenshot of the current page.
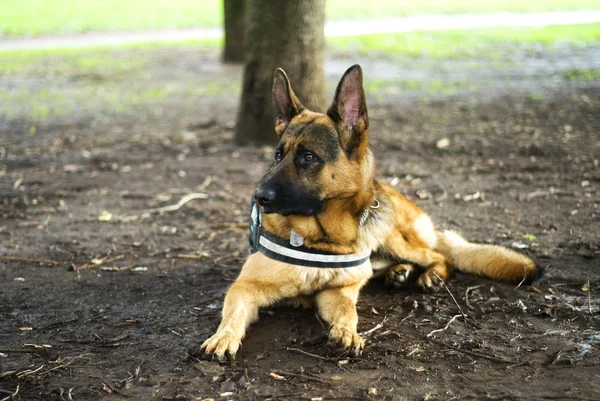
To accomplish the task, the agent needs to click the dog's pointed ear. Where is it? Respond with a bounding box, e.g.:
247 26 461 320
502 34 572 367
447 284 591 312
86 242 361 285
272 68 304 136
327 64 369 152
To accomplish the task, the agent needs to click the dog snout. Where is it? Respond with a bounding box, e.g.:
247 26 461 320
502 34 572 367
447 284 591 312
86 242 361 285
255 186 277 207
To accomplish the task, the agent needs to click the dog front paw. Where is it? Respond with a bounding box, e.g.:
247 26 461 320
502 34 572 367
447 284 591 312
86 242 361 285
201 331 241 361
328 324 364 357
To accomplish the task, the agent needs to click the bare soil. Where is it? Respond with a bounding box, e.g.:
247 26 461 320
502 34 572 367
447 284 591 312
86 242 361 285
1 47 599 401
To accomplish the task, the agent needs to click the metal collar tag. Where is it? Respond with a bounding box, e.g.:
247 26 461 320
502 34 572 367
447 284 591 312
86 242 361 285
248 200 371 269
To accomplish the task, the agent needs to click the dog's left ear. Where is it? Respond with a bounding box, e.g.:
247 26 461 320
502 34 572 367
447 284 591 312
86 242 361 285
272 68 304 136
327 64 369 153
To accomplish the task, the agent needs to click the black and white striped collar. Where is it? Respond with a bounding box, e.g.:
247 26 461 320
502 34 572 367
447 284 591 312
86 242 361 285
248 199 376 268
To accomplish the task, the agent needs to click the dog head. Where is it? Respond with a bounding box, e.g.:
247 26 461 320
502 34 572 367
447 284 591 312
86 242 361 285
255 65 371 216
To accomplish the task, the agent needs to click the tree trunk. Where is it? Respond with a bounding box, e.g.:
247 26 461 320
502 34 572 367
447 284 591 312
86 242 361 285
234 0 326 145
223 0 246 63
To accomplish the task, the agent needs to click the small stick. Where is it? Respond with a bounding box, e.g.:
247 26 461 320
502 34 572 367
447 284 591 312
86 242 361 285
359 316 386 337
285 347 332 361
427 314 461 338
432 272 467 320
586 278 592 315
425 336 516 364
176 254 203 260
142 193 208 214
16 365 44 378
0 385 19 401
514 259 529 290
0 256 59 266
271 370 330 384
464 285 483 309
73 255 124 272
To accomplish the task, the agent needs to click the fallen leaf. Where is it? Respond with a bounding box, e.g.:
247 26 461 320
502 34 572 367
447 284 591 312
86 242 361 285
269 372 286 381
582 280 590 292
98 211 113 222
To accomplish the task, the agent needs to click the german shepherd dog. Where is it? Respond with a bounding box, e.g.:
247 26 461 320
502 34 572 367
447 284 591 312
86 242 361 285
201 65 537 360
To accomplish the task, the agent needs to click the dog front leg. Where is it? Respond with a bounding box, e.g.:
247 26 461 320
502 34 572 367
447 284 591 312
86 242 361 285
201 279 278 361
315 281 366 357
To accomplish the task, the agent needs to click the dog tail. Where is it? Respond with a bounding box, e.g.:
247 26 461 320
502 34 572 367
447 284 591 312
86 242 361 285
435 230 539 284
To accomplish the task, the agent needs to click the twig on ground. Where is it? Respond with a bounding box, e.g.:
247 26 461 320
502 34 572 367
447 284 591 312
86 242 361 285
427 314 461 338
285 347 332 361
425 336 516 364
142 193 208 214
16 365 44 378
514 258 531 290
0 256 59 266
0 385 19 401
271 370 330 384
465 285 483 309
314 312 327 330
433 272 467 319
72 255 124 272
359 316 387 337
176 254 203 260
400 310 415 324
586 278 592 315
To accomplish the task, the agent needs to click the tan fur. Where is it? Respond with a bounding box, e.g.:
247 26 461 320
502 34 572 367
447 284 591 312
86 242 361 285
435 230 536 282
201 65 536 359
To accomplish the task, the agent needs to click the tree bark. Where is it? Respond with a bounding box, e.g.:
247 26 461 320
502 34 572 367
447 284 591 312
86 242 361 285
234 0 326 145
223 0 246 63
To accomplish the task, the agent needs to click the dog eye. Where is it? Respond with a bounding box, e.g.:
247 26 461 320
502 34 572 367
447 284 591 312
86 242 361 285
275 150 283 162
304 152 314 162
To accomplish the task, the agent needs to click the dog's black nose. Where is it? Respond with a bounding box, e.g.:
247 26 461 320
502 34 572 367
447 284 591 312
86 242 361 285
255 186 277 206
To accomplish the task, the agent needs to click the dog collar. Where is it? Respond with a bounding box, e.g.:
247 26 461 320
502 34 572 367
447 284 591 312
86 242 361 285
248 200 372 268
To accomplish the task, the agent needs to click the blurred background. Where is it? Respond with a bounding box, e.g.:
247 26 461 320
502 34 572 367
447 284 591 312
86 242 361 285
1 0 599 141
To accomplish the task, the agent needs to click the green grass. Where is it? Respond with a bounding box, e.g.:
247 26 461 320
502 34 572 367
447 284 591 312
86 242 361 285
2 0 600 37
363 77 470 101
328 23 600 58
327 0 600 19
0 0 222 37
564 68 600 80
0 43 239 125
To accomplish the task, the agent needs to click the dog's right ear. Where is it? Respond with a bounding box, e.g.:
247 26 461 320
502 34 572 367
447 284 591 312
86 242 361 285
327 65 369 155
272 68 304 136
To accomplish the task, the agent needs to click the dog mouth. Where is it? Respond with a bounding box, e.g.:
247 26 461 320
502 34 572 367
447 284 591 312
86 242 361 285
260 206 315 216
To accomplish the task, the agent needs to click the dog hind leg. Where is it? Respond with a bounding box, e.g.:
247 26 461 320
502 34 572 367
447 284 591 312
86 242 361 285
384 235 453 293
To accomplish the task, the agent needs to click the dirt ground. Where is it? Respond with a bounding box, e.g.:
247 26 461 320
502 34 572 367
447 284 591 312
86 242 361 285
1 46 599 401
